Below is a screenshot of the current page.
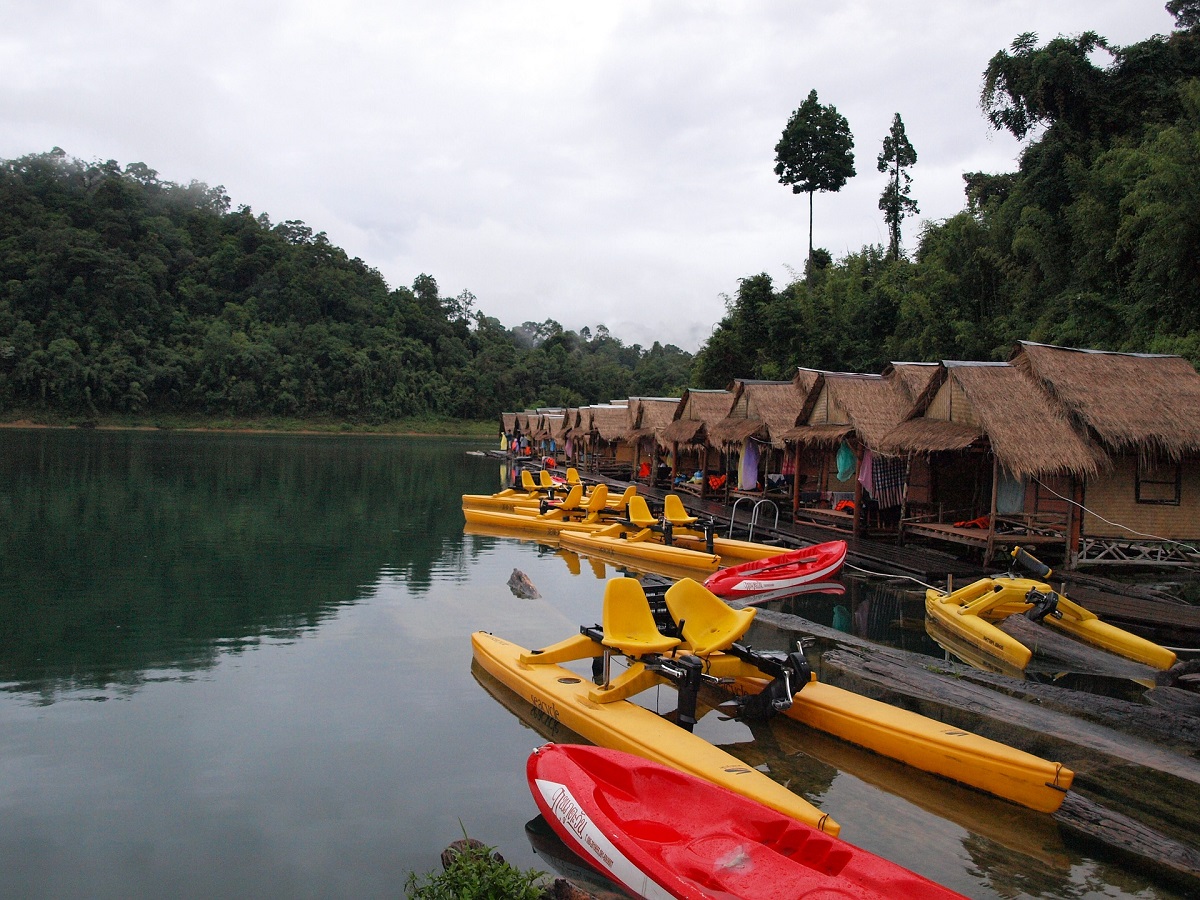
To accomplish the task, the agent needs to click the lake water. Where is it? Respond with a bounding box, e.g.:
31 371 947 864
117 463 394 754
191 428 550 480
0 429 1187 899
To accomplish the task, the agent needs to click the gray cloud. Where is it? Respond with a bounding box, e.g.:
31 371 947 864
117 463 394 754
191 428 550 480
0 0 1171 350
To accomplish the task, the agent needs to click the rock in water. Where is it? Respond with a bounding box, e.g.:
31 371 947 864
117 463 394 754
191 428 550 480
508 568 540 599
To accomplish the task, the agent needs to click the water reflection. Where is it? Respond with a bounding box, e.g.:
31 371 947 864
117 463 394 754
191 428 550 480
0 429 485 701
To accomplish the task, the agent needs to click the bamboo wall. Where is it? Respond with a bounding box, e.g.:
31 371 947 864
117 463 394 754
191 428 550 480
1082 456 1200 539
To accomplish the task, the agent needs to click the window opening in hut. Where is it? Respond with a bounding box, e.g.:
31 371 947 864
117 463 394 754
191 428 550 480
1135 458 1181 505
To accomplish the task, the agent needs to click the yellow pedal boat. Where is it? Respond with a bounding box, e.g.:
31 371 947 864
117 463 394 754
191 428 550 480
925 548 1177 673
462 483 626 538
475 575 1076 830
558 493 786 575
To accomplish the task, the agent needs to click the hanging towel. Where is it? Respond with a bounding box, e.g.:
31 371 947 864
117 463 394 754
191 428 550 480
836 442 856 482
739 440 760 491
871 455 909 510
996 470 1025 515
857 449 874 497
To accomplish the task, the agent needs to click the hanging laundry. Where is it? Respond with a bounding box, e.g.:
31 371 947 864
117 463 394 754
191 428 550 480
871 455 908 510
739 440 759 491
857 448 874 497
836 441 856 482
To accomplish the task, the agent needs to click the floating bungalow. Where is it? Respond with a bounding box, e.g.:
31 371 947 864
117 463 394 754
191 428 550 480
625 397 681 488
709 376 814 509
586 403 634 479
661 389 733 499
782 369 925 537
1011 342 1200 566
878 360 1102 563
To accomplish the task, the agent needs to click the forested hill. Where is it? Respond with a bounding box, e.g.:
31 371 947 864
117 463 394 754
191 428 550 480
0 150 692 421
693 10 1200 386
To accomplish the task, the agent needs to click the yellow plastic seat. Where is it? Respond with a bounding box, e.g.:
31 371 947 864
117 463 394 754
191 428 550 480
547 483 584 513
565 467 581 484
664 578 756 655
539 470 556 488
583 483 610 515
607 485 637 514
601 578 681 656
520 470 540 491
625 495 659 529
663 494 698 526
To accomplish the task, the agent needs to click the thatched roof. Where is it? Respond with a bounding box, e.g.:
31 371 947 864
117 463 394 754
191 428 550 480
1012 341 1200 461
887 362 941 406
780 423 853 447
556 408 579 440
876 418 982 454
589 405 630 443
536 413 564 440
880 361 1103 479
501 412 517 432
711 380 808 447
787 373 915 449
661 389 732 446
626 397 680 443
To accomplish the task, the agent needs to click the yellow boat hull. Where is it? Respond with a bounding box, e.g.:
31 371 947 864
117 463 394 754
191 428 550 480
733 677 1073 813
460 491 543 513
461 506 609 539
471 631 838 834
925 576 1177 672
558 528 719 575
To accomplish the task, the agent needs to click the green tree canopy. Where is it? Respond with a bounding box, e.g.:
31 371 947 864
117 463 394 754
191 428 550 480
877 113 919 259
774 90 856 266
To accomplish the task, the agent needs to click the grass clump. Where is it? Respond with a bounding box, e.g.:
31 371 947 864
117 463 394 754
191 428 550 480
405 838 549 900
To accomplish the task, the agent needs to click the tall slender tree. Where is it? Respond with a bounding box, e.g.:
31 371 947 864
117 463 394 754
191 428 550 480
774 90 856 269
877 113 919 259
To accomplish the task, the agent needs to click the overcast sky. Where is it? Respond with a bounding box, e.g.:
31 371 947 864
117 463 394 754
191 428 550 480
2 1 1177 351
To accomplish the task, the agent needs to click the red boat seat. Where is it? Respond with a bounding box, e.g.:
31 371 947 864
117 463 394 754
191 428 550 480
601 578 681 657
665 578 756 655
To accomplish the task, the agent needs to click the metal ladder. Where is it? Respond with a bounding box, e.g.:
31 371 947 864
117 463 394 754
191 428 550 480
729 497 779 541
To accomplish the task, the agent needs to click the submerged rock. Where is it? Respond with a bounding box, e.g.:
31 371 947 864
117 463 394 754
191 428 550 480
508 568 541 599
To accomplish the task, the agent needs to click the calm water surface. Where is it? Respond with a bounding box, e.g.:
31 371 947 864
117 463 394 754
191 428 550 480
0 430 1186 899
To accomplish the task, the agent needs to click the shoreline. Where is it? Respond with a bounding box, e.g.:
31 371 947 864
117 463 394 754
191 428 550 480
0 416 495 439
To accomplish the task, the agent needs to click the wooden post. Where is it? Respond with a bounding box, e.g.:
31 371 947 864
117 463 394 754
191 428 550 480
852 445 864 538
791 444 802 517
1067 476 1083 569
986 452 1000 563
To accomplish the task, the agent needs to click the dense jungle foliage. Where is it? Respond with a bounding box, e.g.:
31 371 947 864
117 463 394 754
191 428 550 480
694 9 1200 386
6 9 1200 419
0 154 692 420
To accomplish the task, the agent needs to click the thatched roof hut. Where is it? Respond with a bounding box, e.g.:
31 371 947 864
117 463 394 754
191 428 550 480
710 380 810 448
887 361 941 407
589 404 630 444
783 370 917 451
878 362 1102 479
626 397 680 445
500 412 517 434
661 389 733 446
1011 341 1200 463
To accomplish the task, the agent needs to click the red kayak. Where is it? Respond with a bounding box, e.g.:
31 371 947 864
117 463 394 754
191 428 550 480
703 540 847 600
527 742 967 900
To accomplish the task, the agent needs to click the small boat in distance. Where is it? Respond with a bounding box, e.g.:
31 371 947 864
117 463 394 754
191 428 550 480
703 540 847 600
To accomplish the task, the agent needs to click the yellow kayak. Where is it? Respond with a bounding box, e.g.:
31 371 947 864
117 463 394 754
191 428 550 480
925 548 1176 672
470 630 839 835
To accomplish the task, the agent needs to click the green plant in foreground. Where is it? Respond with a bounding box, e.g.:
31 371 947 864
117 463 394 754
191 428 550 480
405 839 549 900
